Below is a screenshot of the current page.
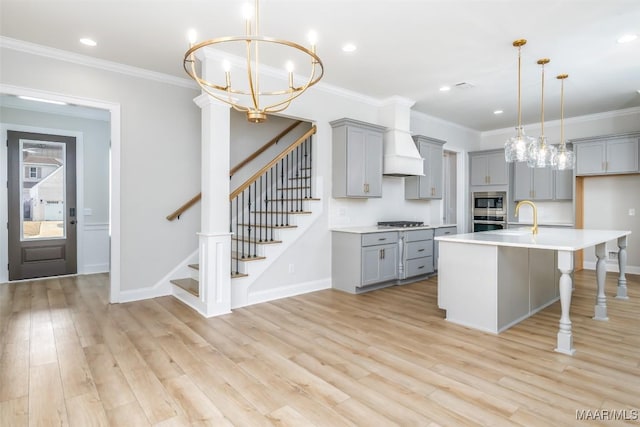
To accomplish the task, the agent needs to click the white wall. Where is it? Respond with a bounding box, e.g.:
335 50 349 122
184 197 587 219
583 175 640 273
0 45 202 292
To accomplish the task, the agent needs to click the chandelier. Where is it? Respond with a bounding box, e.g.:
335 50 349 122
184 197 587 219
527 58 557 168
183 0 324 123
552 74 575 170
505 39 536 163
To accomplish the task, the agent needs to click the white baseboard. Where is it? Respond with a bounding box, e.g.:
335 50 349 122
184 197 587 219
582 261 640 275
83 263 109 274
243 277 331 308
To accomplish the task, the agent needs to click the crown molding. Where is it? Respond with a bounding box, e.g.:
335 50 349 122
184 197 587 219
0 36 197 90
481 106 640 137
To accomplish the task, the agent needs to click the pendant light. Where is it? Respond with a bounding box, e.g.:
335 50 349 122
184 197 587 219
505 39 536 163
552 74 575 170
527 58 557 168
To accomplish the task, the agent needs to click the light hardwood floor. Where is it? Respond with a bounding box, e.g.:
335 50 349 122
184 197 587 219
0 270 638 426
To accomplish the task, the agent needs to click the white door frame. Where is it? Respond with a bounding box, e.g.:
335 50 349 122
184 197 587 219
0 84 121 303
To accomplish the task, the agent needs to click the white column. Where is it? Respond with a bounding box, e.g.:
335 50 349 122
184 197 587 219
593 243 608 320
616 235 629 299
555 250 576 355
194 94 232 316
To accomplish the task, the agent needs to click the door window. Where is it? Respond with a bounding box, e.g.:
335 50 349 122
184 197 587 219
20 140 66 240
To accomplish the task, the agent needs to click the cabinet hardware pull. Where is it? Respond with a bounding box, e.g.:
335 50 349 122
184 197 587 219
378 238 386 241
418 249 425 252
382 249 385 259
418 265 424 269
444 232 451 234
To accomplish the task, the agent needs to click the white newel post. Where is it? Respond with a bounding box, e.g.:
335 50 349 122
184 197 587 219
195 94 232 316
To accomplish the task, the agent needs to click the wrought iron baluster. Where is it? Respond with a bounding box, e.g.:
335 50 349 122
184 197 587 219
241 191 245 260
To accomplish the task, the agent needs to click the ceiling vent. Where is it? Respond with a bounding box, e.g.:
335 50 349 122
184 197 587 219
454 82 475 90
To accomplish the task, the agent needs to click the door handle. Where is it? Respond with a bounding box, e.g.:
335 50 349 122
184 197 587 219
70 220 77 225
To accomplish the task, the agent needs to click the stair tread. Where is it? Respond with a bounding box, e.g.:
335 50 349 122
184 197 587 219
267 198 320 202
171 278 199 297
231 272 249 279
251 211 312 215
237 223 297 229
231 252 266 261
188 263 199 270
232 237 282 244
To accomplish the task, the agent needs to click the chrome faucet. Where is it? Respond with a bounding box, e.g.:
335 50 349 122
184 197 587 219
515 200 539 234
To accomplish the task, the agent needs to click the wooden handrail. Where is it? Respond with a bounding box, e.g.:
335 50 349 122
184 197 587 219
230 125 316 200
167 121 311 221
166 193 201 221
229 120 303 178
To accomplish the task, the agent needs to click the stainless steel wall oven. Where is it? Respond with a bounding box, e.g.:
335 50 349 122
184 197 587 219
472 191 507 232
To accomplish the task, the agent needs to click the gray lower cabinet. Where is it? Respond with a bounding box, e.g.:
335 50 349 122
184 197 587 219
433 226 457 271
401 229 434 279
332 231 399 294
331 118 385 198
575 135 639 176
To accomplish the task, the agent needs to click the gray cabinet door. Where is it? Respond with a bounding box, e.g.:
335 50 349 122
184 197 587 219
607 137 638 173
470 155 489 186
576 141 606 175
429 143 444 198
346 126 367 196
487 152 508 185
361 244 397 286
554 169 573 200
532 167 553 200
364 129 383 197
513 162 532 201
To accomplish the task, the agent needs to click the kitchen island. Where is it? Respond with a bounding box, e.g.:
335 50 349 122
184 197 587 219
436 228 631 355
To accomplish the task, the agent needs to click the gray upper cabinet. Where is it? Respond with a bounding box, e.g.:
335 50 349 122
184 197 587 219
331 118 385 198
513 162 553 200
554 169 573 200
405 136 445 200
470 150 508 186
576 135 639 176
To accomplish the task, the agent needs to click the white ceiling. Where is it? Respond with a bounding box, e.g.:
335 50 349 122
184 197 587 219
1 0 639 131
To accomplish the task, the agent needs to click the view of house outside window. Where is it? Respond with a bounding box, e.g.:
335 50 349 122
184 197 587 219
20 140 66 240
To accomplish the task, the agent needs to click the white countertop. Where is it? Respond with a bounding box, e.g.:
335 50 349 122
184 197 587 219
435 228 631 251
332 224 457 234
507 221 575 227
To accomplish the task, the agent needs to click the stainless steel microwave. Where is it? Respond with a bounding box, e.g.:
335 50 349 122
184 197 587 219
472 191 507 215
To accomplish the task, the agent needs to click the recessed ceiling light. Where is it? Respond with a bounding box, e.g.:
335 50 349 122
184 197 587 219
342 43 357 53
80 38 97 47
18 95 68 106
493 110 503 115
617 34 637 44
439 86 451 92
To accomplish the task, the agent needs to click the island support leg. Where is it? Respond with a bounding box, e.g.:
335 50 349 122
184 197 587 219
616 236 628 300
593 243 608 320
555 250 576 355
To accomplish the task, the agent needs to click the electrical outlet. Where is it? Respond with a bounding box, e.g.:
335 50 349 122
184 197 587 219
629 208 636 216
288 263 295 273
608 251 618 260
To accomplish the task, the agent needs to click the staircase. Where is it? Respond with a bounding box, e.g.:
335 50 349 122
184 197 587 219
169 125 319 310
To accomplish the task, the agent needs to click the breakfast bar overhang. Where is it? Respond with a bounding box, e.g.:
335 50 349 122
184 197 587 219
436 228 631 355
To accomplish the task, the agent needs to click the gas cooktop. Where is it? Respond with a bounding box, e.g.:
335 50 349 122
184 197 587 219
377 221 425 228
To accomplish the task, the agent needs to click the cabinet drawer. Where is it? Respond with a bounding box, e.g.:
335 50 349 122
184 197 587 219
404 229 434 242
435 226 456 237
406 240 433 259
406 256 433 277
362 232 398 247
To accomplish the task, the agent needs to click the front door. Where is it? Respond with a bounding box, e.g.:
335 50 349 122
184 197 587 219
7 131 77 280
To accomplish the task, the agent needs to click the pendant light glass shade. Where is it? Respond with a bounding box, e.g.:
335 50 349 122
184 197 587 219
505 39 535 163
527 58 557 168
552 74 575 170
